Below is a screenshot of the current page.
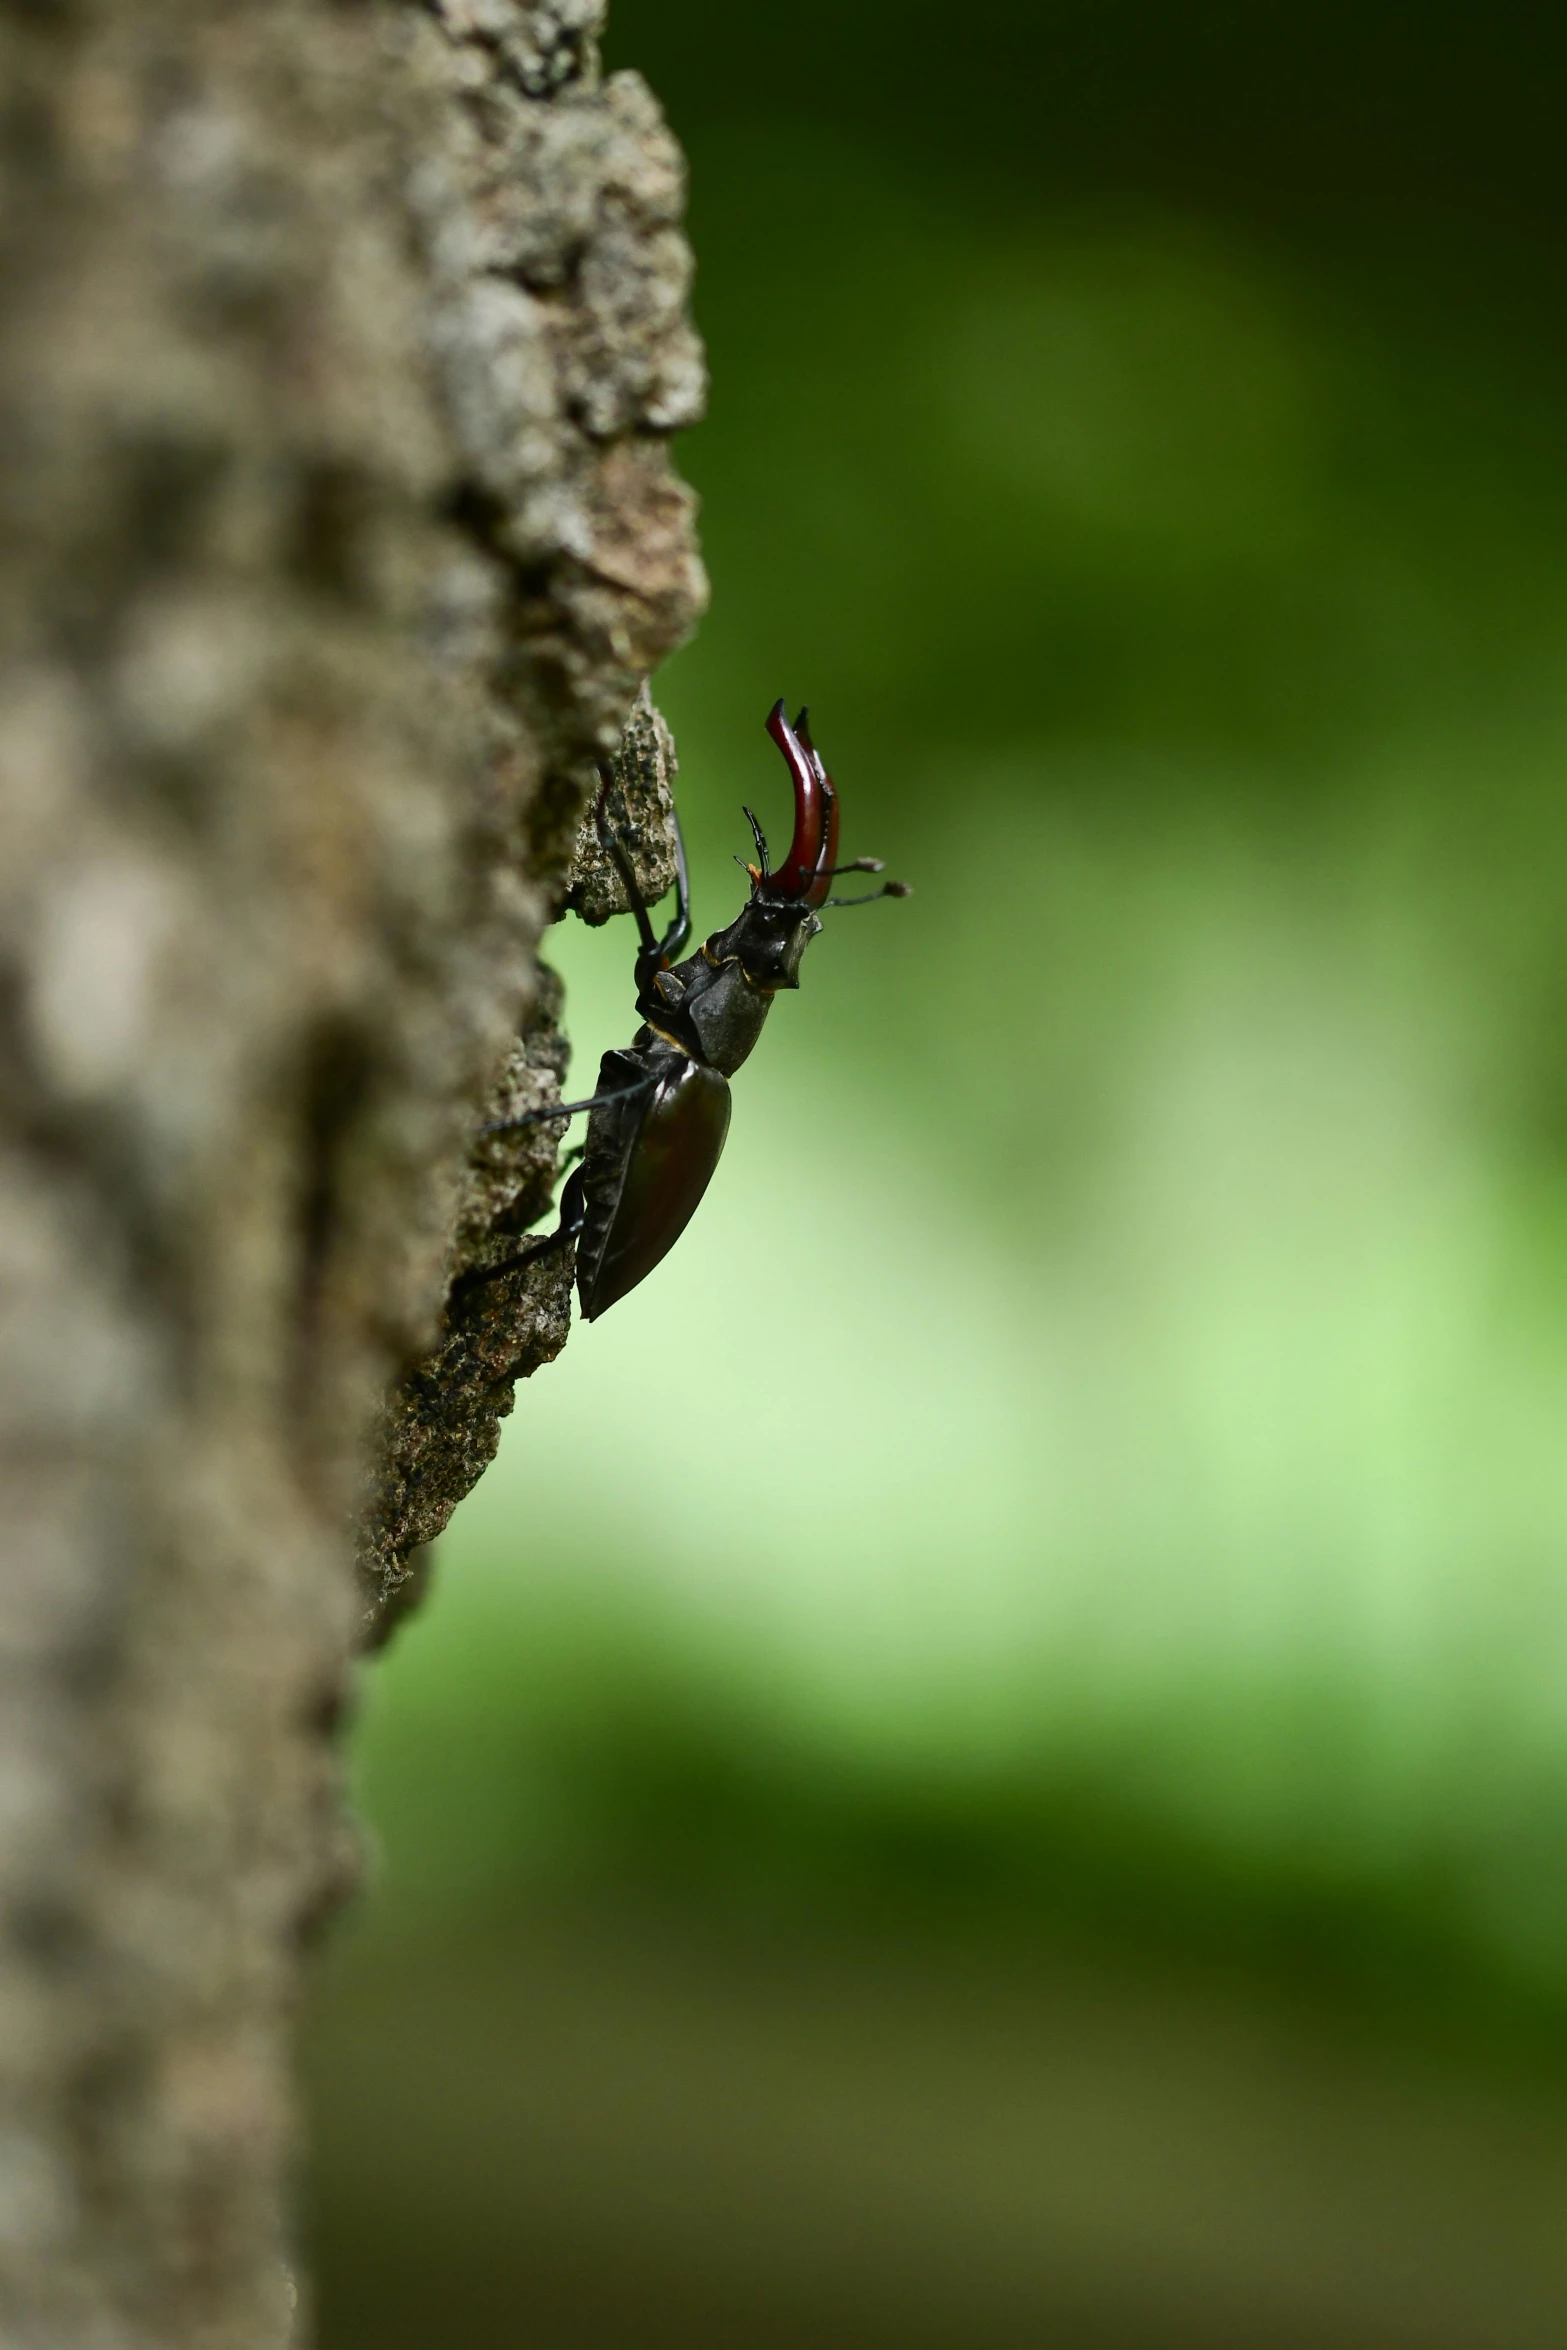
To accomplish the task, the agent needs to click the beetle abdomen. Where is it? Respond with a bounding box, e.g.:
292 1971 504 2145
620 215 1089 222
576 1051 732 1319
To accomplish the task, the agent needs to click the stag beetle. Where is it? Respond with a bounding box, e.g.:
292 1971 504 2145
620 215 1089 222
500 700 907 1320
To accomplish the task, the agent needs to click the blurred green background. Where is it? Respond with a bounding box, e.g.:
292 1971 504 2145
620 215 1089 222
302 6 1567 2343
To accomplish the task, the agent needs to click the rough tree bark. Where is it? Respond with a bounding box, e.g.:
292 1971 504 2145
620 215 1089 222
0 2 703 2341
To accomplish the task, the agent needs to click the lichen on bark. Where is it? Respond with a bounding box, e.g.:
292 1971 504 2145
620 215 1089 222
0 0 704 2338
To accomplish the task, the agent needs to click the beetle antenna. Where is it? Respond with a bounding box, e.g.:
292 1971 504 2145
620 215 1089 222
742 804 770 878
827 857 885 876
819 881 913 910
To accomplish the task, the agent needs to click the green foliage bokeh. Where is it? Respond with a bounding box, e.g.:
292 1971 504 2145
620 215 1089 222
351 0 1567 2019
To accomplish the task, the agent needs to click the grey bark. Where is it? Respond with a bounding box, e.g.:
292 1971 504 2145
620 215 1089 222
0 2 703 2343
357 683 680 1629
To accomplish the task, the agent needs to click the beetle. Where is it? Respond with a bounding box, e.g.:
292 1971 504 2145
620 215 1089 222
500 699 907 1320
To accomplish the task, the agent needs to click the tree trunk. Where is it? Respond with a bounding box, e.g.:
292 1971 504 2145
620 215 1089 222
0 2 704 2340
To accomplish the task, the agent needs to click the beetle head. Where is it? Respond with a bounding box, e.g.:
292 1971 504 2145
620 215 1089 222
707 893 822 991
709 701 907 985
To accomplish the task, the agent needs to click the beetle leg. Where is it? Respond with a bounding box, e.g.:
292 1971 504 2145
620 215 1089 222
593 770 664 968
595 772 691 990
458 1163 588 1306
658 803 693 965
480 1076 654 1138
545 1162 587 1250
